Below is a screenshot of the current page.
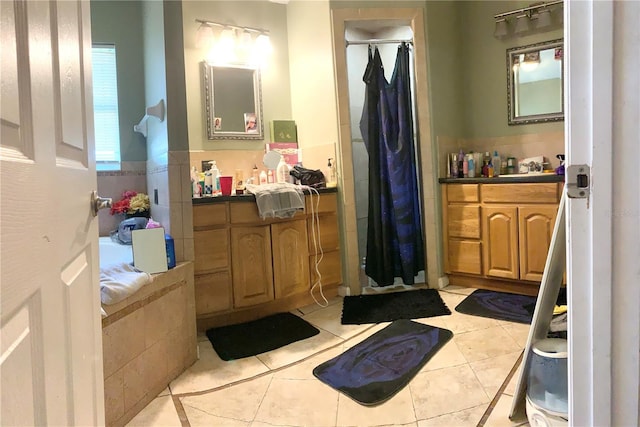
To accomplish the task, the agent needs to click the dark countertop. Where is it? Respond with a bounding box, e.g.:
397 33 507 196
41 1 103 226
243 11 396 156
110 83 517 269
192 186 337 204
439 174 565 184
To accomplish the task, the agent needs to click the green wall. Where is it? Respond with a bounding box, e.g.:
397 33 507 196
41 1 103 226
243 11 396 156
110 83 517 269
460 1 563 138
90 0 147 162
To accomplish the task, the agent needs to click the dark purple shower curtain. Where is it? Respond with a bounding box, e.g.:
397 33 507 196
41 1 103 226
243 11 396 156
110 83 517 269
360 43 424 286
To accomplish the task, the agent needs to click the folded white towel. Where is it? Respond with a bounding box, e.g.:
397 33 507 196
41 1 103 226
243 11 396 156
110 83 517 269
245 183 305 219
100 262 153 305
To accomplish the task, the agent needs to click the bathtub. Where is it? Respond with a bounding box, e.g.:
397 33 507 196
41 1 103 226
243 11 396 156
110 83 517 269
98 237 197 426
99 236 133 266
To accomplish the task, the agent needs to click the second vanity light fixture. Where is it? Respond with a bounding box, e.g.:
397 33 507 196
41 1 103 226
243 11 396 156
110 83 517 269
494 0 563 39
195 19 271 66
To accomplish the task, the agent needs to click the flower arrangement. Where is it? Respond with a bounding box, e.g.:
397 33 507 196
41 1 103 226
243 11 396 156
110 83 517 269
110 190 150 216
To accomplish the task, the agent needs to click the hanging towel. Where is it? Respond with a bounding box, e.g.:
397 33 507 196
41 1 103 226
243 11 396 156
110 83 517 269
245 183 305 219
100 262 153 305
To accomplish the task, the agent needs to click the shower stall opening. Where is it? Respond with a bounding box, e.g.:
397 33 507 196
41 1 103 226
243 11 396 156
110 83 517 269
345 24 426 289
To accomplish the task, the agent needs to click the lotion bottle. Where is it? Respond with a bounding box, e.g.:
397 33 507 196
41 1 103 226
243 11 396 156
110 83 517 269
259 170 267 185
276 157 288 183
209 161 220 195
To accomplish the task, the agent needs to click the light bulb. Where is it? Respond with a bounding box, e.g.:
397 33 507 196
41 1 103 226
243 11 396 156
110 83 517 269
195 23 214 50
255 33 272 54
494 18 508 38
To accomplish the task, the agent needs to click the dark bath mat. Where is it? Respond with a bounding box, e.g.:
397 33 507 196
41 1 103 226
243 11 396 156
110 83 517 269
313 319 453 406
206 312 319 361
341 289 451 325
454 289 538 324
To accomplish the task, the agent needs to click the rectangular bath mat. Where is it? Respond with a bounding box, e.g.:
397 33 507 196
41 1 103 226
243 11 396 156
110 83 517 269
454 289 537 324
206 312 319 361
313 319 453 406
341 289 451 325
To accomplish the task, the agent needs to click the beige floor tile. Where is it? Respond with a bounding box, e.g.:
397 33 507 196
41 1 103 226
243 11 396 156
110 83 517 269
410 364 490 420
420 339 467 372
256 329 343 370
254 378 339 426
437 291 467 309
470 351 523 398
454 326 522 363
157 387 171 397
441 310 501 335
181 374 272 422
184 405 250 427
250 422 293 427
302 301 373 339
297 296 343 315
440 285 477 296
417 404 486 426
413 315 451 331
500 322 531 348
503 358 524 397
483 393 529 427
336 386 416 426
125 395 181 427
169 342 269 394
274 346 344 380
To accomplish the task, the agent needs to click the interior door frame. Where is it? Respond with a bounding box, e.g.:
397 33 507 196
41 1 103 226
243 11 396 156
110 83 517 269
331 7 439 294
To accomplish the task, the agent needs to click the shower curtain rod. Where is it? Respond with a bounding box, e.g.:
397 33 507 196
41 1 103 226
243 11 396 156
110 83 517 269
346 39 413 46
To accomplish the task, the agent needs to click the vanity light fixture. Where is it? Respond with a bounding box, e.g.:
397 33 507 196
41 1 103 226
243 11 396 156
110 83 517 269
493 0 563 39
195 19 271 65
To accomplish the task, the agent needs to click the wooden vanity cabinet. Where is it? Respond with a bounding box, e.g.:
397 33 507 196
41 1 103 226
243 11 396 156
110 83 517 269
193 192 341 330
442 182 561 294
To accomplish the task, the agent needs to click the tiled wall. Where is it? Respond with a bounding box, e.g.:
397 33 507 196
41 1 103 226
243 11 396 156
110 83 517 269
437 131 565 178
97 162 147 237
102 262 196 427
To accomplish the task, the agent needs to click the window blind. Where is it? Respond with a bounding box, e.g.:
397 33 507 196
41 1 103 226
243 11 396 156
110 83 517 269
92 45 121 166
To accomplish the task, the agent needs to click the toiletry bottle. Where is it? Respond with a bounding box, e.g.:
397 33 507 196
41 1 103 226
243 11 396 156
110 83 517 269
276 157 288 183
326 158 337 187
259 170 267 185
165 233 176 269
267 169 274 183
492 151 501 177
451 154 459 178
204 166 213 196
252 164 260 184
462 154 469 177
209 161 220 195
191 167 201 197
457 149 464 178
467 154 475 178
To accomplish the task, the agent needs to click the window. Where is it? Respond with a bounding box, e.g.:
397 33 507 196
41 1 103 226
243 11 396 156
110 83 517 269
92 44 121 170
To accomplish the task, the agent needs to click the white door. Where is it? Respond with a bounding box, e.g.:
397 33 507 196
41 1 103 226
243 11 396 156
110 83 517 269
1 1 104 425
566 1 640 425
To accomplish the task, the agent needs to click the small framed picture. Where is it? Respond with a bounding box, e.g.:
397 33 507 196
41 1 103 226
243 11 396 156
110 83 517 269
214 117 222 130
244 113 257 133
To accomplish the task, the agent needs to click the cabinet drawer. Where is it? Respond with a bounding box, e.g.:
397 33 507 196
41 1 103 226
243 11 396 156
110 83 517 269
447 184 479 202
447 205 480 239
194 229 229 273
310 250 342 287
306 192 338 214
193 203 228 228
481 183 558 204
447 240 482 275
308 214 339 254
195 271 232 315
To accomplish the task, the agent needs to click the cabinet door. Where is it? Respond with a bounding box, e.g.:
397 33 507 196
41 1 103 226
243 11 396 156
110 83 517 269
482 206 519 279
194 229 229 274
518 205 558 282
230 226 274 307
272 220 310 299
195 271 232 315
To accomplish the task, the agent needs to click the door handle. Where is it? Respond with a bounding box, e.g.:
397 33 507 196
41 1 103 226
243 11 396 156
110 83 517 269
91 190 112 217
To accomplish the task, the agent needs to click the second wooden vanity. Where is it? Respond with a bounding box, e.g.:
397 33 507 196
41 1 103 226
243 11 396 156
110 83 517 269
192 190 342 330
440 176 564 295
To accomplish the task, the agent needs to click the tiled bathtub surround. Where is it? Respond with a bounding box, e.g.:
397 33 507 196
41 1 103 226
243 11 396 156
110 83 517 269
437 132 564 178
102 262 196 427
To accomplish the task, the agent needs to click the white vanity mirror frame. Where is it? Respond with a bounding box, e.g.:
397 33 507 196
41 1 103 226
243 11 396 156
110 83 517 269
202 62 264 140
506 38 564 126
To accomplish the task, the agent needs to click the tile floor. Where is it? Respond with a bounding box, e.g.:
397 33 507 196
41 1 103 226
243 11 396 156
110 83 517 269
126 286 531 427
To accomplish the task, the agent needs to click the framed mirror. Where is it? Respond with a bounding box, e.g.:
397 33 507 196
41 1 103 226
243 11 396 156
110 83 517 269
202 62 263 140
507 39 563 125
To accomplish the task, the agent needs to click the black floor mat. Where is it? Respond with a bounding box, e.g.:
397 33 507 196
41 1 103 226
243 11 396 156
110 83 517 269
455 289 538 324
341 289 451 325
206 312 320 361
313 319 453 406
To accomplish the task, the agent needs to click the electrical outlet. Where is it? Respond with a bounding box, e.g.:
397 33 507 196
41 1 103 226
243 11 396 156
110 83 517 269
154 189 158 204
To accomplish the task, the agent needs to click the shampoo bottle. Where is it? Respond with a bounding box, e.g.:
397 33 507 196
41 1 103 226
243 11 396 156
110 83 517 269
209 161 220 195
259 170 267 185
467 154 475 178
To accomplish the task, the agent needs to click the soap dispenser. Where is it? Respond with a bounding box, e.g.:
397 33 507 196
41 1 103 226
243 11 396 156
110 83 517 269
326 158 337 187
